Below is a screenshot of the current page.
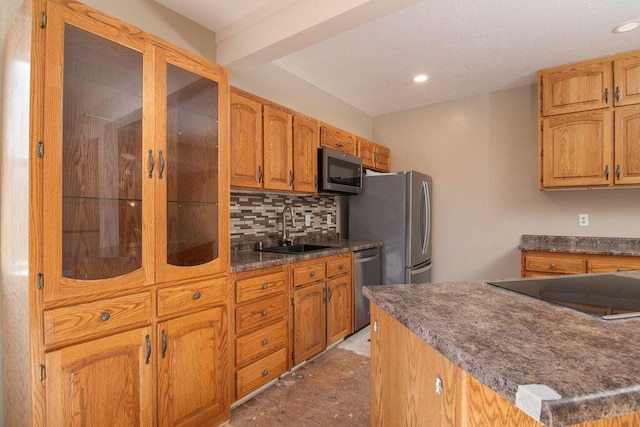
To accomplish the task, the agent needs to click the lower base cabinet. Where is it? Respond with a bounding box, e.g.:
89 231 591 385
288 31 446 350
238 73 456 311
521 251 640 277
370 303 640 427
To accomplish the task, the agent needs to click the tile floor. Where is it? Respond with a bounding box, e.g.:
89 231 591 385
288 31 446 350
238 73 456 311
228 327 371 426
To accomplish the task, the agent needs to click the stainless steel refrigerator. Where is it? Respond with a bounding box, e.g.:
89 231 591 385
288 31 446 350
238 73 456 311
349 170 432 285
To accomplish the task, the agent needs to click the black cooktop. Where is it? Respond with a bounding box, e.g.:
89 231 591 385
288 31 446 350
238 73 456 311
487 274 640 319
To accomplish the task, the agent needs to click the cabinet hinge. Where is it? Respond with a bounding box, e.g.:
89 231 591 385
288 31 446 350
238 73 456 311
40 12 47 28
37 141 44 158
37 273 44 290
39 364 46 381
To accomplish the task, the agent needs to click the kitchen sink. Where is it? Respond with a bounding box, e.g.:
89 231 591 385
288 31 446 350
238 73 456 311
258 244 334 254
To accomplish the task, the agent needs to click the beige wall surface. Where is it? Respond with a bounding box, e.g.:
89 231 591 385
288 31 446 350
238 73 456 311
231 63 373 138
373 85 640 283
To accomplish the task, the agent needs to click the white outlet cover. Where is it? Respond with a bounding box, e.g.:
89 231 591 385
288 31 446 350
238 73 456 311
305 214 311 226
327 214 332 225
579 214 589 227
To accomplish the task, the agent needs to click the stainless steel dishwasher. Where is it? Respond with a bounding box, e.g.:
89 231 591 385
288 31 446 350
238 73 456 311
353 247 381 331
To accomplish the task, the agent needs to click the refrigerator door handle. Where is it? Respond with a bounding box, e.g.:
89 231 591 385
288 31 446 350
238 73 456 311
411 262 432 274
421 181 430 255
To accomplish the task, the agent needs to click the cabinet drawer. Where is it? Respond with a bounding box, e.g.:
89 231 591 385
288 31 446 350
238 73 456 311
236 347 288 399
320 125 356 155
44 292 151 348
236 271 286 304
292 263 326 287
588 256 640 273
157 277 226 318
236 293 287 335
525 255 586 274
326 255 350 278
236 320 287 367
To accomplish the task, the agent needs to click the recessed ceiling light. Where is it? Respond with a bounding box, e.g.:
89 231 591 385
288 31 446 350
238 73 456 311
613 20 640 33
413 74 428 83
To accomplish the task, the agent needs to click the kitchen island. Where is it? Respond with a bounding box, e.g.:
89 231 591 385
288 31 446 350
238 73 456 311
364 273 640 426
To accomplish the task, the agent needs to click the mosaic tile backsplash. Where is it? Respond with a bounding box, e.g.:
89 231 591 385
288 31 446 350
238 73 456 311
231 191 338 250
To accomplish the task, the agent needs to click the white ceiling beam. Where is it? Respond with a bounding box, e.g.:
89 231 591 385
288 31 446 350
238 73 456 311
216 0 422 74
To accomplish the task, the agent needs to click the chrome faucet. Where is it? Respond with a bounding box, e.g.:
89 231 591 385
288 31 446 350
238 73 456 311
281 206 297 246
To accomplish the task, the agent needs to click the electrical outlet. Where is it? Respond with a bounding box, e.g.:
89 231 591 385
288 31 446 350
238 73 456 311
579 214 589 227
305 214 311 226
326 214 332 225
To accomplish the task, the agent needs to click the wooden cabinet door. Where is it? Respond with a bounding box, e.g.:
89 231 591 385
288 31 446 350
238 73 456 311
45 327 153 426
157 307 229 427
614 105 640 185
541 110 613 188
42 3 152 302
588 255 640 273
154 47 230 284
319 123 356 155
375 145 391 172
230 92 263 189
614 54 640 107
326 275 352 346
541 60 612 116
293 282 326 365
293 115 318 193
370 304 463 426
358 137 376 169
263 105 293 191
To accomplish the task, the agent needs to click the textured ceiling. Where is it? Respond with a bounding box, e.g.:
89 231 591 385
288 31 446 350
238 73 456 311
155 0 640 117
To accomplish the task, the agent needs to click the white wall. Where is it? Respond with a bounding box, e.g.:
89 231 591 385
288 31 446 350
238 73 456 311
373 85 640 283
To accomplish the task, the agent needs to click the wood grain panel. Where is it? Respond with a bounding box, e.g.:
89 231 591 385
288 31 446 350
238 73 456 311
235 320 287 367
292 282 326 365
326 253 351 278
235 293 287 335
326 274 352 346
587 254 640 273
613 53 640 107
230 91 263 189
235 269 286 304
292 262 325 287
263 105 293 191
293 115 318 193
525 253 587 275
236 347 288 399
614 105 640 185
319 123 356 155
157 276 227 319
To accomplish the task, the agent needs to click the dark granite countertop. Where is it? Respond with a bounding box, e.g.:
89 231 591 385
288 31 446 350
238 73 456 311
520 235 640 257
230 239 382 273
364 272 640 427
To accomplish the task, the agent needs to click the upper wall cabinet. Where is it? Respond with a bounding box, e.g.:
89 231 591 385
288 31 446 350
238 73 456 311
230 89 318 193
319 122 357 155
357 137 390 172
539 48 640 189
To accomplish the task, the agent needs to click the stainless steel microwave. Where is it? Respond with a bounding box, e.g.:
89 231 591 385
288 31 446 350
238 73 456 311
318 147 362 194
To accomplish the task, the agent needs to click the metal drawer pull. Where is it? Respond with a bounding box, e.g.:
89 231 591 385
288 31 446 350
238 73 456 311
145 335 151 365
262 283 269 290
100 312 110 321
161 329 167 359
339 265 344 270
262 369 269 377
262 339 268 346
310 272 315 277
618 268 624 272
193 291 201 300
262 310 268 317
550 263 556 269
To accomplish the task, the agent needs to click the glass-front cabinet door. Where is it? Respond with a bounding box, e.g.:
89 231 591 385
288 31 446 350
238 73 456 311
42 3 229 302
154 49 229 284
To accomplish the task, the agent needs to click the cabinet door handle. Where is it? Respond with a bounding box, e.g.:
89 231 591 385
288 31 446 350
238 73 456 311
193 291 202 300
328 286 333 302
618 267 624 272
262 339 269 346
148 149 154 178
336 142 343 148
605 165 610 180
617 164 621 180
615 86 620 103
258 166 263 183
100 312 110 321
161 329 167 359
323 287 327 303
289 170 294 186
145 334 151 365
604 88 609 103
158 150 165 179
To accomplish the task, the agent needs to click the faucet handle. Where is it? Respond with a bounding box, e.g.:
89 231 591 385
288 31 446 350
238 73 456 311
283 236 295 246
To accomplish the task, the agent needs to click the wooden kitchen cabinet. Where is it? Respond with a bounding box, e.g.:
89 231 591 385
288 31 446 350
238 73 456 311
293 115 319 192
292 253 352 365
230 92 263 189
1 1 231 425
521 251 640 277
232 266 289 400
538 49 640 189
613 53 640 107
541 111 613 187
319 122 357 155
231 88 318 193
357 137 391 172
